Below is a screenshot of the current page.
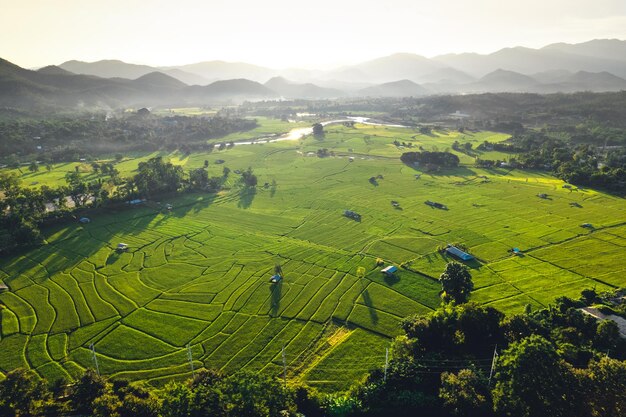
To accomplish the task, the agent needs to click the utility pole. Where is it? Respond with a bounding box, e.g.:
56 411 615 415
384 347 389 383
89 343 100 376
488 344 498 385
187 343 195 378
282 345 287 389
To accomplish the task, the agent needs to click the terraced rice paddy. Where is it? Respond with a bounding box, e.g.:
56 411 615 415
0 123 624 391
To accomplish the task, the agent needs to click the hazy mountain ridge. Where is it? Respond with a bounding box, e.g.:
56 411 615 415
2 39 626 109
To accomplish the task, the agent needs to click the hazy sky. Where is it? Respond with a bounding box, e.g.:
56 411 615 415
2 0 626 69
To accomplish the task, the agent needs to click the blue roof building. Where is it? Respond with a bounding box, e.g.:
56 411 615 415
445 245 474 261
381 265 398 275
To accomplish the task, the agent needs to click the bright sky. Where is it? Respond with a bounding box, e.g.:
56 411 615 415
2 0 626 69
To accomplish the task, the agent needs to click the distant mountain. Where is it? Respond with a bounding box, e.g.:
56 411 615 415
173 61 277 83
264 77 343 98
542 39 626 63
58 59 209 85
530 69 573 84
132 72 188 90
358 79 429 97
434 41 626 78
418 67 476 84
4 39 626 109
542 71 626 93
189 79 277 102
0 58 278 109
37 65 74 76
464 69 539 93
329 53 445 84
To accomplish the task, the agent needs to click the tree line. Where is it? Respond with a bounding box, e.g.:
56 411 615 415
0 157 258 254
0 113 257 163
477 131 626 192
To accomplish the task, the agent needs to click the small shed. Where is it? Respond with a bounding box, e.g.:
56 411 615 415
445 245 474 261
79 217 91 223
270 274 282 283
537 193 548 199
381 265 398 276
117 243 129 251
344 210 362 221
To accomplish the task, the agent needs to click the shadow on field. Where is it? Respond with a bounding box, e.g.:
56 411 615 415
361 287 379 325
238 186 257 209
269 281 282 317
384 273 400 286
270 180 277 198
441 253 483 270
4 191 220 286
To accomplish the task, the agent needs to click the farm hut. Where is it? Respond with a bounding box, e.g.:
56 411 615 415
344 210 362 221
425 200 448 210
537 193 548 199
128 198 145 205
0 283 8 292
381 265 398 276
79 217 91 223
349 157 355 162
117 243 129 251
445 245 474 261
270 274 282 283
581 223 593 229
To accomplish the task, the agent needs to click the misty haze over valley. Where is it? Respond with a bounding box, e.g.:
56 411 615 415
2 39 626 109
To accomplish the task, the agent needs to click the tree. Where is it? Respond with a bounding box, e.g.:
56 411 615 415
594 320 620 352
584 357 626 417
189 168 209 190
312 123 324 139
70 369 108 415
242 167 257 187
440 262 473 304
204 160 209 168
160 383 192 417
492 335 582 417
440 368 492 417
28 162 39 173
0 368 49 417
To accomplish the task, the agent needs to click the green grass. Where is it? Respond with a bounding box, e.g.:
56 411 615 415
0 122 624 390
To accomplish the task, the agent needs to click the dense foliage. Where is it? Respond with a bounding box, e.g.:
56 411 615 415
477 131 626 192
0 156 237 253
0 113 257 161
347 292 626 417
400 151 460 170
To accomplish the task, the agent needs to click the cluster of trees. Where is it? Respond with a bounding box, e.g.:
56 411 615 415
0 368 313 417
0 156 253 253
342 284 626 417
505 133 626 192
400 151 460 171
0 114 257 163
316 148 333 158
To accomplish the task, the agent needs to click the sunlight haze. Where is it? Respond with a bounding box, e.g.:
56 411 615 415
1 0 626 68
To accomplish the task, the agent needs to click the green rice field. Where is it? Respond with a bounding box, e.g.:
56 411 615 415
0 122 624 391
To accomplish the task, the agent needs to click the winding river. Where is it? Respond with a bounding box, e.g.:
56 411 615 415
232 116 409 146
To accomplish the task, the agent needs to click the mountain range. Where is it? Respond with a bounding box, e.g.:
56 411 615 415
1 39 625 109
